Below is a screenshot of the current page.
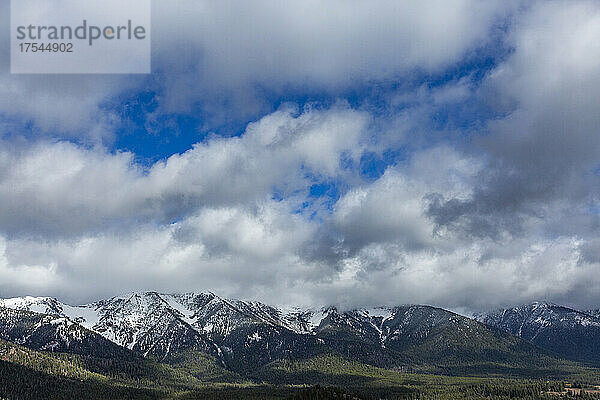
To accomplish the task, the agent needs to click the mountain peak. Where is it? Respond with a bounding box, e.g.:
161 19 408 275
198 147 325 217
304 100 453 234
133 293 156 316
0 296 64 316
476 301 600 363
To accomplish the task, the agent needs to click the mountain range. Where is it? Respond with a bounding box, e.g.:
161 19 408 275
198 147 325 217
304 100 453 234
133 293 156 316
475 301 600 364
0 292 599 382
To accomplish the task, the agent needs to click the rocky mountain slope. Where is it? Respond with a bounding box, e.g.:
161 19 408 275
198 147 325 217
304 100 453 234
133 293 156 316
587 309 600 319
475 302 600 364
0 292 567 376
0 306 136 360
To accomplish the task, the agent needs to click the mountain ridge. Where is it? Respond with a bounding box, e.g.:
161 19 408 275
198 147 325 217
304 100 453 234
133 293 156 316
1 292 598 377
475 301 600 364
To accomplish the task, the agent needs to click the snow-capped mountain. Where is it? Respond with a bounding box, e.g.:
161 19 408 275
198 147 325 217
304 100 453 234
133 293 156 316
0 292 351 349
0 293 578 373
587 309 600 319
0 306 135 360
0 291 324 367
475 301 600 363
1 292 224 361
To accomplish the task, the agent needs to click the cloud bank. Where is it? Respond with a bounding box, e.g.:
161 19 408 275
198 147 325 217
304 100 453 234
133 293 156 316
1 0 600 312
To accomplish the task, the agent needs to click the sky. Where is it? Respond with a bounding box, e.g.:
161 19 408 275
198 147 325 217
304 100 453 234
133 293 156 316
1 0 600 312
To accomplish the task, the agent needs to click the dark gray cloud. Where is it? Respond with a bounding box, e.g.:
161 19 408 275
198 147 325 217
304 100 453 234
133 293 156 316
426 0 600 242
0 0 512 136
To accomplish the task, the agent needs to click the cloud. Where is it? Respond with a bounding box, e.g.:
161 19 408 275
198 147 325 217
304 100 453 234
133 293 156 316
312 235 598 311
150 0 514 126
330 146 478 254
0 104 369 238
428 0 600 240
0 0 511 136
2 126 600 310
0 237 62 294
153 0 510 85
2 0 600 313
0 200 319 303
